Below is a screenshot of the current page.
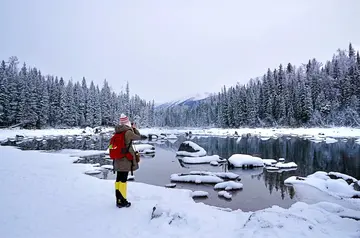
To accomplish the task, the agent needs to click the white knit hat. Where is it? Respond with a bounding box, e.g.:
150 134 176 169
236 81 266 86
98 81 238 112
119 114 131 127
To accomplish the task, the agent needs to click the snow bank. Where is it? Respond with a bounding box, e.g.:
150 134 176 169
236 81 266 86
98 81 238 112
180 155 222 164
228 154 264 168
285 172 360 210
1 146 360 238
192 191 209 198
176 141 207 157
214 181 243 191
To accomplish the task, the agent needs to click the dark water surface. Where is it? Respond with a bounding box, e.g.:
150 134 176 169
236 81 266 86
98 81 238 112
2 133 360 212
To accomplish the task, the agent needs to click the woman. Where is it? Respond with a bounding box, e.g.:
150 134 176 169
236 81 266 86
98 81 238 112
109 114 141 208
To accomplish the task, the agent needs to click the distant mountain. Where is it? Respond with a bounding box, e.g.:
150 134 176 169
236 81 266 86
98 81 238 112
156 92 211 109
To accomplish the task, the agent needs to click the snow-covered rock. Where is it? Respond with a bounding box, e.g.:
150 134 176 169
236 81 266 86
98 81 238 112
328 172 357 184
91 163 101 167
167 134 177 139
84 170 102 175
186 171 240 180
101 165 113 170
176 141 207 157
165 183 176 188
275 162 298 169
170 173 224 184
218 191 232 199
285 171 360 210
228 154 264 168
325 138 337 144
278 158 285 162
210 161 219 166
266 166 280 171
192 191 209 198
214 181 243 191
262 159 277 166
180 155 222 164
134 144 155 154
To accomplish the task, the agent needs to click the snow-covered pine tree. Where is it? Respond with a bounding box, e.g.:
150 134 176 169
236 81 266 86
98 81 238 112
38 76 49 128
64 81 77 126
85 81 96 126
0 60 8 126
94 85 102 126
16 63 28 124
100 79 112 125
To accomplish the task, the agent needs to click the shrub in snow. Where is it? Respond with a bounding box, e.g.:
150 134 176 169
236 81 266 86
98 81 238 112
192 191 209 198
214 181 243 191
176 141 206 157
180 155 222 164
228 154 264 168
218 191 232 199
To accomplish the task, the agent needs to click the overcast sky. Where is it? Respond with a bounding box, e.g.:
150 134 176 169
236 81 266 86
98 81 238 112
0 0 359 103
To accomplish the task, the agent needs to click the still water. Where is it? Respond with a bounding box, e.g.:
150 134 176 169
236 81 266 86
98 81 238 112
2 133 359 211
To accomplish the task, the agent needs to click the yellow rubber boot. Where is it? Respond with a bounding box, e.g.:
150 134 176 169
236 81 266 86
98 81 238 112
119 182 127 199
115 182 120 190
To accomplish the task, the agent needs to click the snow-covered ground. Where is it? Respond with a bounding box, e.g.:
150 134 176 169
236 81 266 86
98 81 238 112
1 146 360 238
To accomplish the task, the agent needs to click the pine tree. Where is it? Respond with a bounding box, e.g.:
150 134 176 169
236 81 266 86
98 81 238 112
101 79 112 125
64 81 77 126
349 43 355 58
0 60 8 126
38 78 49 128
85 81 96 126
94 85 102 126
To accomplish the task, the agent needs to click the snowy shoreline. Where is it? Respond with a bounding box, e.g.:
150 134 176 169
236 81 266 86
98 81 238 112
1 127 360 142
1 146 360 238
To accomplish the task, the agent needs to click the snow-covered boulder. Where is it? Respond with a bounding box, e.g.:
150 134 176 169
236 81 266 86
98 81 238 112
180 155 222 164
278 158 285 162
133 144 155 154
176 141 206 157
84 170 102 175
214 181 243 191
325 138 338 144
228 154 264 168
165 183 176 188
218 191 232 199
285 171 360 210
192 191 209 198
210 161 219 166
170 173 224 184
262 159 277 166
274 162 297 169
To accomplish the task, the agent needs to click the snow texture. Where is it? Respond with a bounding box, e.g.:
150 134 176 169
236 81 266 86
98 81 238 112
228 154 264 168
176 141 207 157
214 181 243 191
1 146 359 238
192 191 209 198
218 191 232 199
180 155 222 164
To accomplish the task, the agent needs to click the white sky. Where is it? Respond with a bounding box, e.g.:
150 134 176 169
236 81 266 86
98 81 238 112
0 0 359 103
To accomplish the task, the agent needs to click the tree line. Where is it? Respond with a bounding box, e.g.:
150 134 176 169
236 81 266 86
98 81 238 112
155 43 360 128
0 57 155 128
